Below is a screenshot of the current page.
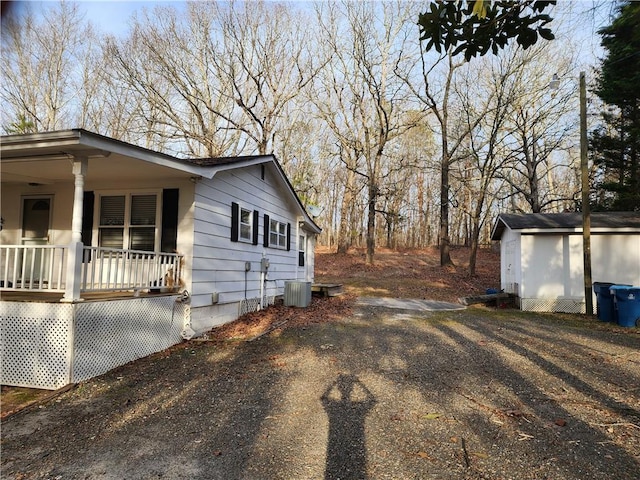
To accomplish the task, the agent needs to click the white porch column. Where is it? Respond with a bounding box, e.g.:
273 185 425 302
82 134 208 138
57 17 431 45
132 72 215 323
62 157 87 302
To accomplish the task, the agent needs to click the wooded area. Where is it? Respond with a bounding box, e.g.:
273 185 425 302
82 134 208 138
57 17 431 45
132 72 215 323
2 1 636 273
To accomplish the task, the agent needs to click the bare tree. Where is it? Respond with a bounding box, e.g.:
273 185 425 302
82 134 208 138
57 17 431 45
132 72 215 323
452 49 527 275
312 1 425 263
398 48 489 266
1 2 93 132
495 42 579 213
105 1 323 158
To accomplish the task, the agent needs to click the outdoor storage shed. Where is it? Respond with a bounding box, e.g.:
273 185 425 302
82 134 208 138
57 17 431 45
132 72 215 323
490 212 640 313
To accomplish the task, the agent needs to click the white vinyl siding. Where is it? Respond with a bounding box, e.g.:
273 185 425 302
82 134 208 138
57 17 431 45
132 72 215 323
191 164 307 309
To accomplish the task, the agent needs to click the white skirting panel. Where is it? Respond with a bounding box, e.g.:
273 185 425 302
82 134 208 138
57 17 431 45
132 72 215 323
520 297 585 314
1 296 186 390
72 296 186 384
1 302 74 389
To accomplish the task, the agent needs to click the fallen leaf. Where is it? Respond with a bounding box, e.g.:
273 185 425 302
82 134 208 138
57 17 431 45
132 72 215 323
416 451 435 461
423 413 442 420
472 451 489 459
554 418 567 427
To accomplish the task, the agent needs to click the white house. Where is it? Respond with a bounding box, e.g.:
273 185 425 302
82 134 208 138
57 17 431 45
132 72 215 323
490 212 640 313
0 129 321 389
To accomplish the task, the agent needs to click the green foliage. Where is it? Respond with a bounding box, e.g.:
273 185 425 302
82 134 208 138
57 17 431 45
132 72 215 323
592 1 640 211
417 1 556 61
4 114 36 134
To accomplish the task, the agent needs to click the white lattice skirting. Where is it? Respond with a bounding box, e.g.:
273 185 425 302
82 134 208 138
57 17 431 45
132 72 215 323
239 296 276 316
1 296 186 390
520 298 585 314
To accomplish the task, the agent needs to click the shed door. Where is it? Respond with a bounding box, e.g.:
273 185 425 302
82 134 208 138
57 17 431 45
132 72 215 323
20 196 52 283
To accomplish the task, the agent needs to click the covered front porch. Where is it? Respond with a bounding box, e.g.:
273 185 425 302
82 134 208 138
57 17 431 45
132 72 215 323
1 130 200 389
1 243 188 391
1 291 188 390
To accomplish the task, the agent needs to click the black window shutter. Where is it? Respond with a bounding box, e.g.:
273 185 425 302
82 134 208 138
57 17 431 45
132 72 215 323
252 210 259 245
298 251 305 267
231 202 239 242
161 189 179 253
263 214 270 247
286 223 291 251
81 191 94 262
81 191 94 246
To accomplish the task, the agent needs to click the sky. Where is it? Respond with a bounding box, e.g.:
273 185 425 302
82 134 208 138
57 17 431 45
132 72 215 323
7 0 611 82
80 0 185 36
16 0 611 44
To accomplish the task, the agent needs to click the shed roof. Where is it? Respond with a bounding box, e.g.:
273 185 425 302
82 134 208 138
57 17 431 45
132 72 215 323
491 212 640 240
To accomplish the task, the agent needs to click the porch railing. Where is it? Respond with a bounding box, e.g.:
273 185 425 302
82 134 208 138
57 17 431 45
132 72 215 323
0 244 184 294
81 246 184 293
0 245 67 291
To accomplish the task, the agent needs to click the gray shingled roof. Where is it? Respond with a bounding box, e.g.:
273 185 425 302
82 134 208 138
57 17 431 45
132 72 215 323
491 212 640 240
183 155 265 166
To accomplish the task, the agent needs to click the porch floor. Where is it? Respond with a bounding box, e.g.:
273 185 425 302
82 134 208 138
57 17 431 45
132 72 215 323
0 290 178 303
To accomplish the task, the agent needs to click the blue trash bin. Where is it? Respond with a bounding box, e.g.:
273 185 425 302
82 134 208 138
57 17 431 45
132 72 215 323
610 286 640 328
593 282 616 321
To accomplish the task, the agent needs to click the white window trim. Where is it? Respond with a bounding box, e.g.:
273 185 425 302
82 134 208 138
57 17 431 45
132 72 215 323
269 218 287 249
95 190 161 251
239 206 253 243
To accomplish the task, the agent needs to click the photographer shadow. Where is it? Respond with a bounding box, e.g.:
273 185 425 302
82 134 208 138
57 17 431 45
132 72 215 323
321 374 377 480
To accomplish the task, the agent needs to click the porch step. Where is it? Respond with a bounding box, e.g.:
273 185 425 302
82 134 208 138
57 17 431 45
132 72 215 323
312 283 344 297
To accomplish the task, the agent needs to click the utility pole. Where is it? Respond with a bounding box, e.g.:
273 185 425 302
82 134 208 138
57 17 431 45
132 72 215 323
580 71 593 316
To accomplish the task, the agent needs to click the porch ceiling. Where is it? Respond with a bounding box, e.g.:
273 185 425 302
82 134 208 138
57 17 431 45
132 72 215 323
1 130 199 185
1 153 194 185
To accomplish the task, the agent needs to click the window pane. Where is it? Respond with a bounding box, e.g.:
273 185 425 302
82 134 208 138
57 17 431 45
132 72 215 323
240 208 252 240
279 223 286 235
131 195 156 225
130 227 155 251
100 196 125 226
99 228 124 249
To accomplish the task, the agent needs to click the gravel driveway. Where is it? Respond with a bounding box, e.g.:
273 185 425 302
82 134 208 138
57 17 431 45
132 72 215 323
2 299 639 479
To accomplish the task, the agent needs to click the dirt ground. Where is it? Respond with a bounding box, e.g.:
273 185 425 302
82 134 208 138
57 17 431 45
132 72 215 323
1 246 498 418
314 246 501 302
2 247 639 479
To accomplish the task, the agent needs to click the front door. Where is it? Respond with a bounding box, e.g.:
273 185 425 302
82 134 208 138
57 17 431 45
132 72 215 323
20 196 52 284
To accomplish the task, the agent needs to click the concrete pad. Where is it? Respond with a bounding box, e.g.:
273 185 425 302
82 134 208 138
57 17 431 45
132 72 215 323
356 296 465 311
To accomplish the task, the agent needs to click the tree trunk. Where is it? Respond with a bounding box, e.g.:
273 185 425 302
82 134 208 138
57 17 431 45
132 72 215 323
336 169 356 254
440 146 453 266
468 219 480 276
365 183 377 265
